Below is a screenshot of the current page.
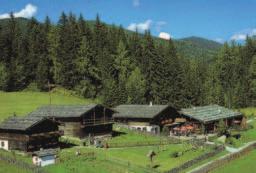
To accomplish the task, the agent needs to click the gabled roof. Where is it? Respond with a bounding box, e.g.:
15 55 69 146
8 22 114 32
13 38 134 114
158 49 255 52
28 104 99 118
0 116 47 131
113 105 170 119
33 148 58 157
180 105 242 123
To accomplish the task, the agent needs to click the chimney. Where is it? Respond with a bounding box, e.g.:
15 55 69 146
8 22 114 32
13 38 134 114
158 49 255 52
149 101 153 107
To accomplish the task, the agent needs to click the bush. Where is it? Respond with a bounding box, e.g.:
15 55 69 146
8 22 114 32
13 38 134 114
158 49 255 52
161 126 170 136
171 151 183 158
23 82 40 92
217 119 228 136
226 137 240 147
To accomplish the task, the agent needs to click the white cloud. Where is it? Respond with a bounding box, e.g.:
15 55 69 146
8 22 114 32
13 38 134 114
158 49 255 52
159 32 171 40
156 21 167 32
230 34 247 41
133 0 140 7
230 28 256 41
127 19 152 32
215 38 224 43
0 4 37 19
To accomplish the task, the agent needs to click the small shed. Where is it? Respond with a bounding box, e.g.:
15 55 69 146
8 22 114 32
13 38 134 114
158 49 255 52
32 149 57 167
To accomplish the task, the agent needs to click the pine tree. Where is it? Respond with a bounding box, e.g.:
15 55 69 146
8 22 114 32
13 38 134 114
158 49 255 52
126 67 146 104
0 63 8 90
217 42 238 108
56 12 80 88
113 41 132 82
249 55 256 106
141 31 159 103
75 36 100 98
36 16 53 90
163 39 187 107
2 13 24 91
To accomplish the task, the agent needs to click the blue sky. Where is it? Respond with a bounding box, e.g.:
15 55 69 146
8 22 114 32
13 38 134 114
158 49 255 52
1 0 256 42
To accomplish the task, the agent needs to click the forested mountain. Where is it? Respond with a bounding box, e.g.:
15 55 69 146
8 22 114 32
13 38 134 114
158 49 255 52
0 17 221 61
0 13 255 109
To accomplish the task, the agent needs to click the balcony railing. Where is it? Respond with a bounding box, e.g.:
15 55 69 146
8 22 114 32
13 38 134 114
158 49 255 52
81 118 114 127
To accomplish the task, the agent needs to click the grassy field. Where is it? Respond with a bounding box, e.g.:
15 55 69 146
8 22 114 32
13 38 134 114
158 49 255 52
1 90 255 173
0 89 97 121
0 161 32 173
109 126 165 144
0 149 33 173
239 107 256 117
211 149 256 173
48 128 213 173
45 143 211 173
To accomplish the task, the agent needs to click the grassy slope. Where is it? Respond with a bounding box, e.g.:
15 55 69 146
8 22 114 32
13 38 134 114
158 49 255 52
46 128 212 173
239 107 256 117
0 89 97 121
211 149 256 173
0 149 33 173
104 144 210 172
0 161 32 173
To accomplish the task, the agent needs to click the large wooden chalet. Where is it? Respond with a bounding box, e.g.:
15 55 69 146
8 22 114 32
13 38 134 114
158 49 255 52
113 104 181 134
28 104 115 138
0 116 60 152
168 105 245 135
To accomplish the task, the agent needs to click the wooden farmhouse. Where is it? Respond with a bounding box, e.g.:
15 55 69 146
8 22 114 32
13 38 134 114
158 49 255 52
28 104 115 139
113 104 181 134
169 105 244 135
0 116 61 152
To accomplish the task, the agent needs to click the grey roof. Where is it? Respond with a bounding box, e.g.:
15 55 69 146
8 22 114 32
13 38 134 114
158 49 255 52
28 104 98 118
113 105 170 119
33 148 58 157
180 105 242 123
0 116 46 131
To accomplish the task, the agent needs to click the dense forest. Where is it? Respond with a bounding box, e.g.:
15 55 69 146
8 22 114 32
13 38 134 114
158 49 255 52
0 12 255 108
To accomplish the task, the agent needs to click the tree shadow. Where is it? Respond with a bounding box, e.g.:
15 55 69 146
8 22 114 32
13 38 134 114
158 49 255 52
59 142 77 149
112 130 127 137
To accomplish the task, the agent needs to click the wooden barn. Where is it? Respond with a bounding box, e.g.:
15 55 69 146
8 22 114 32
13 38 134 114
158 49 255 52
28 104 115 139
0 116 61 152
113 104 181 134
170 105 245 135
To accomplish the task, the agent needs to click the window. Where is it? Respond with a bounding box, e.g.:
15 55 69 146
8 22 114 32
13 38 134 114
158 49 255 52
1 141 4 147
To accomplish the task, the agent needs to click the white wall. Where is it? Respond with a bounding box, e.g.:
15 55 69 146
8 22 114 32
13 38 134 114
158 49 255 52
33 155 55 167
129 125 160 134
41 155 55 167
0 139 9 150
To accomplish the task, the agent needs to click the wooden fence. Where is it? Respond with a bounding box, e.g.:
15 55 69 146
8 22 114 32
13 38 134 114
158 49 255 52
190 141 256 173
0 153 46 173
165 145 225 173
103 154 160 173
107 139 180 148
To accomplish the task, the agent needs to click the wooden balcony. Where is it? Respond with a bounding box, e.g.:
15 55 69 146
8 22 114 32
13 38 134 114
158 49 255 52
81 118 114 127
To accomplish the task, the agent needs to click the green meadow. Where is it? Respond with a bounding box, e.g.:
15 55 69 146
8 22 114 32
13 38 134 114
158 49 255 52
211 149 256 173
0 89 97 121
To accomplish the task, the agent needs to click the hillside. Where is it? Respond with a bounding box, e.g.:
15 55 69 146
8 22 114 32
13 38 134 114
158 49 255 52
0 88 97 122
0 17 221 61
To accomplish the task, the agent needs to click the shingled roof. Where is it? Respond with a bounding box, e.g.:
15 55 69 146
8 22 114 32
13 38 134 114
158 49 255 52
0 116 46 131
28 104 99 118
33 148 58 157
180 105 242 123
113 105 170 118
